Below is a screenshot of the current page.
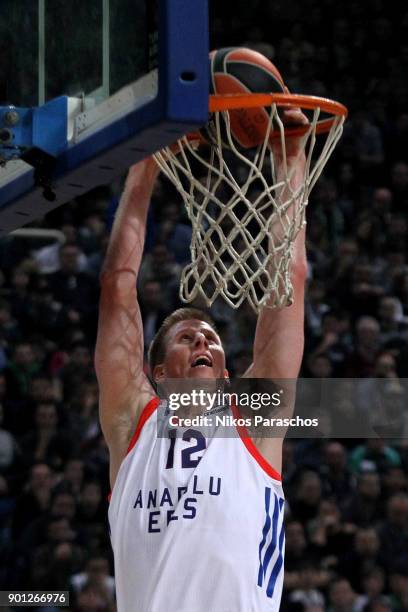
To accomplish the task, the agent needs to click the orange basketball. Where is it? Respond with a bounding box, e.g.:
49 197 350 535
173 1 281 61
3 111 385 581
204 47 286 149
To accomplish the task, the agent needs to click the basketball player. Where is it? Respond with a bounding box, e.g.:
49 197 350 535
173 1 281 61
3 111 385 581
95 107 308 611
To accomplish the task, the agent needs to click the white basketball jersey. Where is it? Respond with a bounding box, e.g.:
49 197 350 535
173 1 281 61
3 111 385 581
108 398 285 612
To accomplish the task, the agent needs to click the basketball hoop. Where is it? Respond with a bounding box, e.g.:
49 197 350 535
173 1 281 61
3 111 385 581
154 92 347 313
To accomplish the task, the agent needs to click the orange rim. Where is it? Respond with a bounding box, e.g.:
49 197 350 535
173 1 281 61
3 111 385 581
209 92 347 117
182 92 347 144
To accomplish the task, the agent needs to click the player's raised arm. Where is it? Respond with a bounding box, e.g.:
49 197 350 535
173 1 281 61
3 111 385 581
95 158 159 475
244 107 308 381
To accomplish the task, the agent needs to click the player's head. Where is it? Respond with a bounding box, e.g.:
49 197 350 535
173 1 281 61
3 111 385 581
149 307 228 382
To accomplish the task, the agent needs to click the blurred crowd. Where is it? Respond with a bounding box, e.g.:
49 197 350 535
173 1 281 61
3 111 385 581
0 0 407 610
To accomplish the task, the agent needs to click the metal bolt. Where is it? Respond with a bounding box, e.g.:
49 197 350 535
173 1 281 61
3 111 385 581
0 128 12 144
4 109 19 126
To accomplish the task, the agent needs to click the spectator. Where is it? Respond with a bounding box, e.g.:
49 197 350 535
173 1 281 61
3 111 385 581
370 187 392 227
76 481 107 551
19 402 77 470
344 317 382 377
156 202 192 264
388 561 408 611
12 463 54 537
342 472 383 526
309 178 345 250
59 342 94 403
305 279 330 337
342 109 385 180
73 583 115 612
328 239 359 295
378 494 408 571
28 374 59 405
359 567 387 609
377 296 408 344
85 234 109 280
349 440 401 475
347 266 385 320
354 215 383 258
288 560 325 609
138 243 181 308
5 342 42 400
28 517 84 590
48 243 99 339
0 299 21 349
69 380 100 444
336 162 357 228
7 266 33 334
306 311 351 376
308 499 355 560
32 225 87 274
289 471 322 523
306 353 333 378
355 354 405 434
338 528 383 592
320 442 354 505
327 577 366 612
139 280 169 352
24 276 62 342
55 459 85 498
284 521 319 592
78 213 106 256
382 466 407 500
363 596 393 612
70 555 115 602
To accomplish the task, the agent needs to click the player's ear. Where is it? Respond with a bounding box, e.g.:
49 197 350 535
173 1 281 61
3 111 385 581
224 368 229 380
153 364 165 382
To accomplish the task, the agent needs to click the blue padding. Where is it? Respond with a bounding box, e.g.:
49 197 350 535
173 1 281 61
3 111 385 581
161 0 209 122
33 96 68 156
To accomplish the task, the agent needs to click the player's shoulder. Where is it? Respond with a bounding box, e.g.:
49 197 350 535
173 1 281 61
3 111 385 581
105 390 159 489
102 389 157 454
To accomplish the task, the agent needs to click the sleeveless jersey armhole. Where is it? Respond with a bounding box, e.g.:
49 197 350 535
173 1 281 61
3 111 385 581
126 396 161 455
231 402 282 482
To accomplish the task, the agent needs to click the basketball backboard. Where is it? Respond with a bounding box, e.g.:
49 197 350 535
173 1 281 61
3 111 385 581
0 0 209 235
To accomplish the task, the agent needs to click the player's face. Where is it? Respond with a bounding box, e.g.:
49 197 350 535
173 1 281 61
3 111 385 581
154 319 228 381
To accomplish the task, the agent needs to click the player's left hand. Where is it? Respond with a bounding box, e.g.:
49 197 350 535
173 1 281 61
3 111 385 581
271 89 309 161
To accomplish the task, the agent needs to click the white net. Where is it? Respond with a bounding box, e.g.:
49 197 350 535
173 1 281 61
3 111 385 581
154 99 345 313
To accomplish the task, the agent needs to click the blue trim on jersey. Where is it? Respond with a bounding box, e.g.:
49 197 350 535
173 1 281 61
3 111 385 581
258 488 285 599
266 512 285 598
257 487 272 586
261 493 279 581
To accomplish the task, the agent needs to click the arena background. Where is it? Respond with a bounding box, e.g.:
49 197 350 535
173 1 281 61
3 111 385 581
0 0 408 610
